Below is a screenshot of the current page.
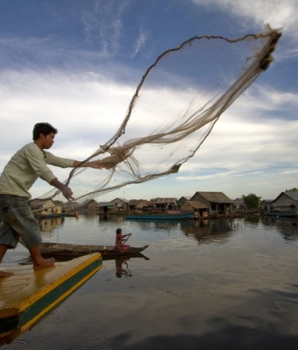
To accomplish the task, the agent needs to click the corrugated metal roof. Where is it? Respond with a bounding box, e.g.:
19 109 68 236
30 199 55 208
98 202 115 207
153 198 177 204
136 200 154 207
30 199 53 205
111 197 129 203
284 191 298 201
211 200 236 204
129 199 150 205
184 201 208 209
194 191 232 202
129 200 140 205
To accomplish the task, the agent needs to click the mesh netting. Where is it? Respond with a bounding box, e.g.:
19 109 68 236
38 25 281 207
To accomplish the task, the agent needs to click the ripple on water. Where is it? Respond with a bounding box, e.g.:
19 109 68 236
46 318 110 350
1 339 30 350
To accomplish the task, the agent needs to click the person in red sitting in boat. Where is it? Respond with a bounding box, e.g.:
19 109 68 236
115 228 131 250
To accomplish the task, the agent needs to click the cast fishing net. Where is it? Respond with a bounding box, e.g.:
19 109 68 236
38 25 281 207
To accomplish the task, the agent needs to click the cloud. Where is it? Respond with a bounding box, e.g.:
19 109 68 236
80 0 130 57
190 0 298 33
131 29 147 58
0 68 134 168
189 0 298 65
282 169 298 175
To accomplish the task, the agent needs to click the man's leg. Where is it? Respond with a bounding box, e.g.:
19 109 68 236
0 244 14 277
0 195 55 272
29 244 55 271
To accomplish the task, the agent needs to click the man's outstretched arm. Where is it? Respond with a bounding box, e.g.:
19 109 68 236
50 178 74 200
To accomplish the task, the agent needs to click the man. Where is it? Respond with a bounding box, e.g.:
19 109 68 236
0 122 102 277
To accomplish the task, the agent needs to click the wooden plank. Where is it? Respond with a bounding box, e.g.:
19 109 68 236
0 253 102 344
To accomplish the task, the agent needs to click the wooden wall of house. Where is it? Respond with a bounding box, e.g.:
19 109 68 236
191 193 211 208
273 194 297 208
180 202 192 212
42 200 62 214
261 201 272 212
114 199 129 211
88 202 98 211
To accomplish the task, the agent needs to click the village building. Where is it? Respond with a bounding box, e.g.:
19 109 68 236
261 191 298 217
260 199 274 213
189 191 235 215
128 199 141 211
177 196 191 208
234 197 247 211
78 199 99 211
128 199 153 211
180 200 209 217
30 199 63 217
97 201 115 214
87 200 98 211
151 198 178 211
134 200 154 212
111 198 129 212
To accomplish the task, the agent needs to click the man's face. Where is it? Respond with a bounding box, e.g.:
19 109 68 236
41 132 55 149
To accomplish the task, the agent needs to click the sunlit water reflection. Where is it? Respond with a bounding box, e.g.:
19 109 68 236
2 215 298 349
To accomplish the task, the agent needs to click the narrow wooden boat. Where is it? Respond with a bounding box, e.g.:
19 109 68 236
125 212 194 220
0 253 102 345
39 242 149 258
263 210 298 218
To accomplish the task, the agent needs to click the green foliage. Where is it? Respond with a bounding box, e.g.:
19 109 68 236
285 188 298 192
242 193 261 210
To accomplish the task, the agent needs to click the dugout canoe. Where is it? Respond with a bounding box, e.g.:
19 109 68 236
0 253 102 345
39 242 149 258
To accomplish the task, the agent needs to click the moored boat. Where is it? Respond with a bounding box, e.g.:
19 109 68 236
263 210 298 218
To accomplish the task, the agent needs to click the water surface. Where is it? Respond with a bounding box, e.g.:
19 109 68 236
2 215 298 349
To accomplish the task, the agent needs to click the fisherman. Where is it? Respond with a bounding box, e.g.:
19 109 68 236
0 122 102 277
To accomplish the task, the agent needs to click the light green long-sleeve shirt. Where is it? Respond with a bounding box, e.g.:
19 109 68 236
0 142 74 198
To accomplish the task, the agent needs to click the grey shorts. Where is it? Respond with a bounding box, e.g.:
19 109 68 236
0 194 42 249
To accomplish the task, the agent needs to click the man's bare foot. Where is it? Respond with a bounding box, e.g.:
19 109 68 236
33 257 55 271
0 270 14 278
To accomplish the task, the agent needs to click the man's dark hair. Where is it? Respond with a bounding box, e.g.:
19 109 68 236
33 123 58 140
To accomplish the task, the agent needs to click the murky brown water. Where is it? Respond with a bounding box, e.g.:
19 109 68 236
2 215 298 349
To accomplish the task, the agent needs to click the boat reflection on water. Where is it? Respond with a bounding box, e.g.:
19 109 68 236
115 257 132 278
261 215 298 240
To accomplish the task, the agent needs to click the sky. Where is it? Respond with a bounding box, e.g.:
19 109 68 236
0 0 297 202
